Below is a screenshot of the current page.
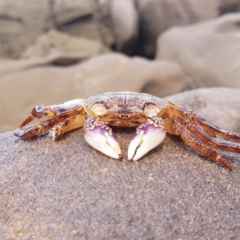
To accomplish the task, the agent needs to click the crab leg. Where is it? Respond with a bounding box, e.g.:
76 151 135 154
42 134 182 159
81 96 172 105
19 99 85 128
50 115 86 139
84 117 122 159
172 119 233 170
14 117 62 138
176 117 240 154
128 117 166 161
166 102 240 142
15 113 86 139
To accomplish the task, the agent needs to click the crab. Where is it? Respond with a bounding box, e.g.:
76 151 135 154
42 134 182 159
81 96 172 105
14 92 240 170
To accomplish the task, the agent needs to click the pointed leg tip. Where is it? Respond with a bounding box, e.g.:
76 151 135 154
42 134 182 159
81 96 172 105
14 129 23 138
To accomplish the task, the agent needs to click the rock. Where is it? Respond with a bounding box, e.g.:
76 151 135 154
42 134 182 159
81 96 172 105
218 0 240 15
0 0 114 58
54 0 114 47
135 0 216 57
1 88 240 239
156 13 240 89
135 0 240 57
0 53 186 132
111 0 138 54
22 29 109 59
0 0 51 58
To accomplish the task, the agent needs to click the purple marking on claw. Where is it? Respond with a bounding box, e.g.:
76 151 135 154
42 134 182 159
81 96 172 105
128 122 166 161
84 123 122 159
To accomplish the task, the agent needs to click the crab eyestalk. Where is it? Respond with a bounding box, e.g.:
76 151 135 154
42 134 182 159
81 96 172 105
128 117 166 161
84 117 122 159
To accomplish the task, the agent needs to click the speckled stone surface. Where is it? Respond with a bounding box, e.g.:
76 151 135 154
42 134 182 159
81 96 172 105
1 88 240 239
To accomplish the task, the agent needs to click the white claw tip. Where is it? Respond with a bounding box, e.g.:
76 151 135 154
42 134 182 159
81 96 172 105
128 123 166 161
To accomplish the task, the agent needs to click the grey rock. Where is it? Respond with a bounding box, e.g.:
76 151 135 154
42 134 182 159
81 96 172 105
0 0 50 58
156 13 240 89
111 0 138 54
1 87 240 239
22 29 109 59
136 0 240 57
0 53 186 132
0 0 114 59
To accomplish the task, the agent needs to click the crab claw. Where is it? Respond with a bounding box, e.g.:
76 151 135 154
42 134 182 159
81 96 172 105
128 117 166 161
84 117 122 159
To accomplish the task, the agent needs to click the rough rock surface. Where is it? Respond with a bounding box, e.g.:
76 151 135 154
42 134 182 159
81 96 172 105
0 53 185 132
156 13 240 89
1 88 240 239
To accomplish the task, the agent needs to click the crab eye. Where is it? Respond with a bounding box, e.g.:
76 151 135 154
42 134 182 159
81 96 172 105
144 104 160 117
90 103 107 116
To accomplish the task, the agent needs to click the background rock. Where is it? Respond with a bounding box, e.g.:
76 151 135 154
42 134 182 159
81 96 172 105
1 0 239 59
22 29 109 59
54 0 114 47
0 53 186 132
0 0 114 59
0 0 50 58
134 0 240 57
156 13 240 89
1 88 240 239
111 0 138 54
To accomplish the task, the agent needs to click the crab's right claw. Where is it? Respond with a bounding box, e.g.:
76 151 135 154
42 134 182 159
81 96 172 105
84 117 122 159
128 117 166 161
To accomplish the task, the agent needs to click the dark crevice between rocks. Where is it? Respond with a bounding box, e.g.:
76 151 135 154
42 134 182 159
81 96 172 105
57 14 93 29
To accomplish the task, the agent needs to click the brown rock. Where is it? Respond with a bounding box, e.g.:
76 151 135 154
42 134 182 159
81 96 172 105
1 88 240 239
0 53 186 132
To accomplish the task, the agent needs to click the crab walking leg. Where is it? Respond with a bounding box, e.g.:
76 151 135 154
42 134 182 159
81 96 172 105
50 115 86 139
19 99 85 128
166 102 240 142
15 114 86 139
84 117 122 159
173 120 233 171
176 117 240 154
128 117 166 161
14 118 62 138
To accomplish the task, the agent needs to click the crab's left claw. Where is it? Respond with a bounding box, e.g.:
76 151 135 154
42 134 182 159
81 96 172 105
128 117 166 161
84 117 122 159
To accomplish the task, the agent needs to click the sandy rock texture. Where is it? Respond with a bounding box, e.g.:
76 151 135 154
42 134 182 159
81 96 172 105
156 13 240 89
0 53 186 132
1 88 240 239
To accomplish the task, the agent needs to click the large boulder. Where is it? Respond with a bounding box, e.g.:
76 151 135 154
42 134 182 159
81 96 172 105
1 88 240 239
156 13 240 89
0 53 186 132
